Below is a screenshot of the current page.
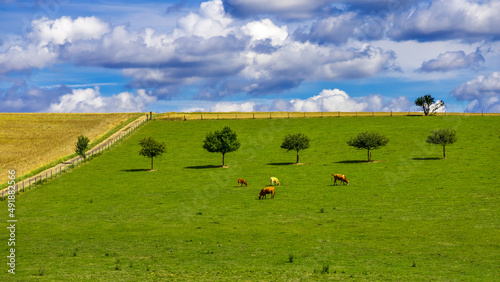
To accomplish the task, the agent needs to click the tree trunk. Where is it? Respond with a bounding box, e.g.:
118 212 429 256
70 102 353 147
443 145 446 159
222 153 225 167
367 148 370 162
151 157 154 170
296 150 300 164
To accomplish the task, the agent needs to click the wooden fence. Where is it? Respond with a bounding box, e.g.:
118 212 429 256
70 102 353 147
158 111 498 121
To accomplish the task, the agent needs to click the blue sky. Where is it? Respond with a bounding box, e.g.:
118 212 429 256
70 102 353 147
1 0 500 113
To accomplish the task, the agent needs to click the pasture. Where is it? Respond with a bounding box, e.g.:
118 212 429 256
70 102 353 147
0 113 141 185
1 115 498 280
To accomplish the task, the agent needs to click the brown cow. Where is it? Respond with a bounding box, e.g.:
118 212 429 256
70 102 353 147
258 187 275 199
332 174 349 185
238 178 248 187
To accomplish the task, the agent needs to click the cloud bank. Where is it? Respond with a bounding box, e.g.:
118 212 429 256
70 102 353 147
48 87 157 113
418 50 484 72
451 72 500 113
185 89 414 113
0 0 400 102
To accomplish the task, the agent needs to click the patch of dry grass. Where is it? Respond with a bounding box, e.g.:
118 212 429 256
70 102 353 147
0 113 140 184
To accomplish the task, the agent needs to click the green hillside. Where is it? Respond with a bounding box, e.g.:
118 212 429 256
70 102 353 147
2 116 499 280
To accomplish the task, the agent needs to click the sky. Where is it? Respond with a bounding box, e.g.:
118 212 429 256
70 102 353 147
1 0 500 113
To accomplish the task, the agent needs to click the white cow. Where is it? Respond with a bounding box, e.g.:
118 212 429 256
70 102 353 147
270 177 280 186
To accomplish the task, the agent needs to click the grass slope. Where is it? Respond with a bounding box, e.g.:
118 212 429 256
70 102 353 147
1 116 499 280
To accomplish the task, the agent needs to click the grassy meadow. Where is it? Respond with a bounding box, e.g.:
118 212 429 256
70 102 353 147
0 113 141 184
1 115 499 280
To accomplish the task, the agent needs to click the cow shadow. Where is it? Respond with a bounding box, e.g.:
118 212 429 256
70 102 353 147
185 165 222 169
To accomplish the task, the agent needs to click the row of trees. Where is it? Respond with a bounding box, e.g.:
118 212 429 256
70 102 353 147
135 126 457 170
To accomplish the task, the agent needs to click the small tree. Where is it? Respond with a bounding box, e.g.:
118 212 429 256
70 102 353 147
75 135 90 161
202 126 240 167
426 128 457 158
347 131 389 162
415 94 444 116
280 133 310 164
139 137 166 170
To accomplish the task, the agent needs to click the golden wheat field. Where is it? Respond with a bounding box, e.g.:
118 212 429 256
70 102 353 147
0 113 141 184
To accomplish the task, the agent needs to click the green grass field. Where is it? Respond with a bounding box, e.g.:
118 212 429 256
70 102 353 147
2 116 499 280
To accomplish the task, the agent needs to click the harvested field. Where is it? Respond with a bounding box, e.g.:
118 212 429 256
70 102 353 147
0 113 141 184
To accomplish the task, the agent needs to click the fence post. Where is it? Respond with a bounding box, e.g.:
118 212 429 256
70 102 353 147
338 111 340 117
253 113 255 119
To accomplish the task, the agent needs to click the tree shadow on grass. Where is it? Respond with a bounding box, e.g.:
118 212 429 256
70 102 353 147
121 169 152 172
335 160 369 164
412 157 442 161
185 165 223 169
267 162 295 166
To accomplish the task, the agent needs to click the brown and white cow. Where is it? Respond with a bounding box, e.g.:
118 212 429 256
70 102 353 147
258 187 275 199
332 174 349 185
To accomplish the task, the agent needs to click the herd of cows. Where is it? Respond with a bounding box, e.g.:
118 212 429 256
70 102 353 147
237 174 350 200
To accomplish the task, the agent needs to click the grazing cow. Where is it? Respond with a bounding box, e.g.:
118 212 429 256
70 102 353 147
332 174 349 185
270 177 280 186
258 187 275 199
237 178 248 187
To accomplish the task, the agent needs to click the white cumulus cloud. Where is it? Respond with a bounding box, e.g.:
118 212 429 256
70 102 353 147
274 89 412 112
242 19 288 46
451 72 500 112
48 87 157 113
418 50 484 72
173 0 232 38
29 16 110 46
391 0 500 42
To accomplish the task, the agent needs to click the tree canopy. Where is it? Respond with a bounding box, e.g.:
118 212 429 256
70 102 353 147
75 135 90 161
280 133 310 164
347 131 389 162
139 137 166 170
426 128 457 158
415 94 444 116
202 126 240 167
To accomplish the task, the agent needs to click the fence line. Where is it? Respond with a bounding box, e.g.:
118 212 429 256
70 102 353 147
1 116 149 199
158 111 498 121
